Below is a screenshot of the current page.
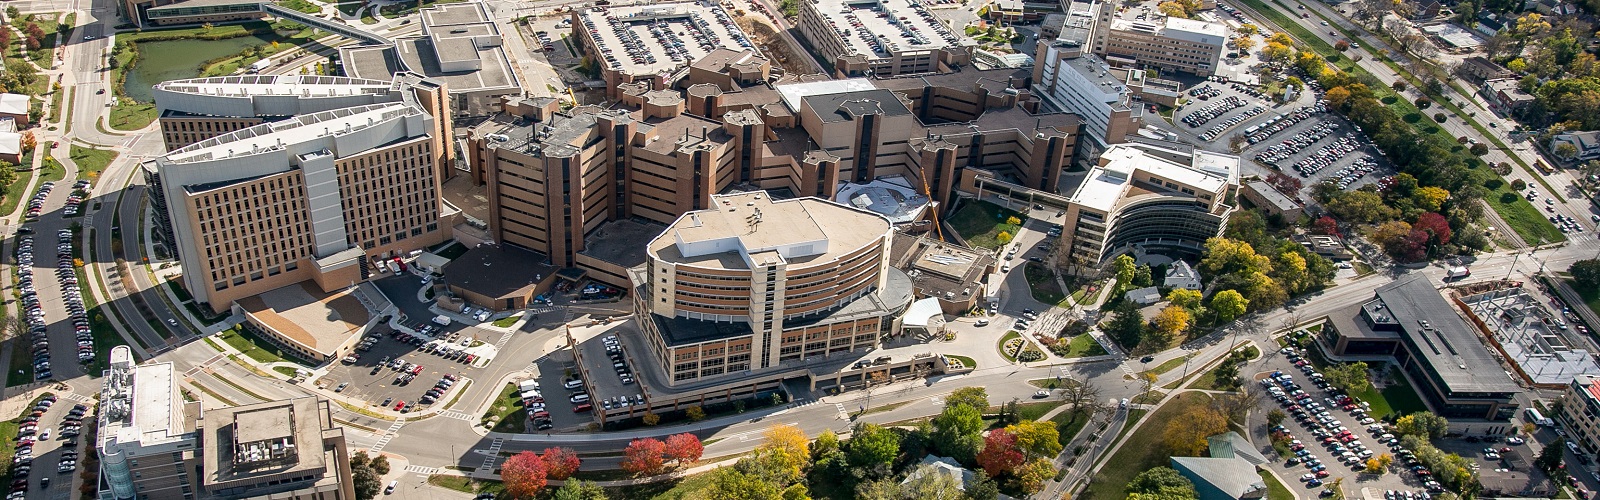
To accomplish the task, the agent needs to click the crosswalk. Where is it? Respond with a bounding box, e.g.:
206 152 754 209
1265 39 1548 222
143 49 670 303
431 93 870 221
403 465 439 475
370 417 407 453
477 437 505 473
62 393 91 404
438 410 474 421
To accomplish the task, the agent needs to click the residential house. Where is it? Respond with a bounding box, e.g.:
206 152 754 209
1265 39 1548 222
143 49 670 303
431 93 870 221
1481 78 1536 118
1456 57 1512 84
1551 131 1600 161
1165 260 1202 290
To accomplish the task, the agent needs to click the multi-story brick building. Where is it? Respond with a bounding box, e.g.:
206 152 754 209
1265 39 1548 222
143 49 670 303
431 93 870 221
796 0 973 77
634 192 911 385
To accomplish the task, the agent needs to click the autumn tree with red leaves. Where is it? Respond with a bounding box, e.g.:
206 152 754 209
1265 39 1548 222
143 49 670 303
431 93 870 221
976 428 1025 478
501 451 549 499
540 447 580 480
620 438 667 476
664 433 704 466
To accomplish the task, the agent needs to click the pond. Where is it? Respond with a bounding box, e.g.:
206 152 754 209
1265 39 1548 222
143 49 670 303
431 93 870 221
121 35 274 103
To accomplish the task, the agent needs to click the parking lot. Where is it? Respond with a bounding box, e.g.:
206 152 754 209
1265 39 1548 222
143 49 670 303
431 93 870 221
521 325 644 431
7 394 93 499
1217 81 1395 201
320 321 493 415
1252 346 1443 499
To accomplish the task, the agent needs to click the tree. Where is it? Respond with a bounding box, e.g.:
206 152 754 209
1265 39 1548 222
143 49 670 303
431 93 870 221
1210 290 1248 322
1006 420 1063 459
369 455 390 475
686 405 706 421
1571 259 1600 289
20 131 35 154
1267 408 1287 427
1266 172 1303 195
1127 467 1198 498
352 462 381 500
642 412 661 426
542 447 581 480
965 473 1000 500
1325 86 1353 109
502 451 550 499
708 467 781 500
812 430 840 460
1114 254 1137 287
1411 212 1453 252
1470 142 1490 156
1392 80 1407 92
620 438 667 476
1059 378 1102 414
1234 36 1256 53
1152 305 1191 340
1167 288 1203 310
1263 42 1294 63
1323 362 1372 392
1557 142 1580 160
846 423 901 471
665 433 704 465
1327 190 1397 224
1335 39 1351 51
756 424 810 482
1134 264 1154 287
1238 24 1259 35
1538 438 1566 473
976 428 1025 477
1017 458 1056 495
1394 413 1450 440
1163 405 1228 456
997 231 1013 244
552 479 609 500
1106 301 1148 349
856 478 904 500
946 387 990 412
932 403 985 463
1412 186 1450 212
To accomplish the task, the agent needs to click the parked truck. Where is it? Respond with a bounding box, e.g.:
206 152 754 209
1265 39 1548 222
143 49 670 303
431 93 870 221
247 58 271 74
1446 266 1471 280
432 315 452 326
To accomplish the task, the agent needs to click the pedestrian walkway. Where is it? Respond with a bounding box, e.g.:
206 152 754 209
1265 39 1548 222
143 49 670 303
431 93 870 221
371 417 408 453
472 437 505 478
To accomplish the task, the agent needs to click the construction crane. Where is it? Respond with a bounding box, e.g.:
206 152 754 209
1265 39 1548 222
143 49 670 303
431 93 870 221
919 169 944 242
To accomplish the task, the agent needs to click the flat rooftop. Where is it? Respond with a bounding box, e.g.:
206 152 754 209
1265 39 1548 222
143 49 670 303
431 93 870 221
443 244 558 300
578 3 755 77
204 398 333 487
891 232 993 300
807 0 961 58
579 219 667 268
341 5 519 96
100 347 197 455
774 78 877 111
1462 287 1600 385
1246 180 1300 211
153 75 393 101
163 102 422 165
238 282 370 358
648 192 891 270
1378 275 1522 393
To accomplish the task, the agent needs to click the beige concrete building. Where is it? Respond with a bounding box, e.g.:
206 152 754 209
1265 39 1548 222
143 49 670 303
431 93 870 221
1099 16 1227 77
635 192 913 384
796 0 973 77
97 346 355 500
147 100 451 314
1058 140 1238 266
1562 374 1600 453
236 282 375 363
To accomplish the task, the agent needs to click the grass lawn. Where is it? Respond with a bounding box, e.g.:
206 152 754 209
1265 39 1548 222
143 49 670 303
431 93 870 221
491 314 521 328
1261 470 1293 500
69 145 117 181
947 200 1024 249
5 338 33 387
38 156 64 183
336 1 363 15
278 0 323 14
998 330 1021 362
1142 356 1188 377
1054 334 1109 358
1190 360 1242 392
1024 261 1069 306
946 354 976 369
1353 261 1375 277
1083 392 1214 500
427 475 503 495
0 167 34 217
217 327 313 366
481 383 527 433
1052 408 1093 447
605 468 717 499
1570 277 1600 320
108 101 157 131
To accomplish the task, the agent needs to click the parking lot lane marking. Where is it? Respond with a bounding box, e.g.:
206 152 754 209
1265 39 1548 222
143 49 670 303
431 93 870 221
403 465 439 475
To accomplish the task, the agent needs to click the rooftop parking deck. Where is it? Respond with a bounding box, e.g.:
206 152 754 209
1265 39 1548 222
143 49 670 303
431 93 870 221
808 0 961 57
577 2 756 78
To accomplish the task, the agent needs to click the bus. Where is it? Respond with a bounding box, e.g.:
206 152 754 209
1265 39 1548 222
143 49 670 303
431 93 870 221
1526 408 1554 426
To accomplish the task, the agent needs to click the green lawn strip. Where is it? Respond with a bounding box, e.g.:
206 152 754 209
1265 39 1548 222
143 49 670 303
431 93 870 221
427 474 504 495
1141 356 1188 377
1240 0 1562 243
60 87 72 135
5 338 34 386
1570 277 1600 320
947 354 977 369
217 327 314 366
603 468 716 499
442 379 472 409
1024 261 1069 306
998 330 1021 362
46 86 62 124
68 145 116 181
481 382 526 430
191 381 238 405
279 0 324 14
1083 392 1213 500
272 366 298 377
0 167 34 217
491 314 521 328
1056 334 1108 358
336 1 362 15
1190 360 1240 391
201 336 224 352
38 156 64 183
947 200 1025 249
77 260 133 373
1052 408 1093 447
1261 469 1294 500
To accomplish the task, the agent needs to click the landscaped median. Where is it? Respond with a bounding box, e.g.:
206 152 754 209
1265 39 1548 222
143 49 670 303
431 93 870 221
947 200 1025 249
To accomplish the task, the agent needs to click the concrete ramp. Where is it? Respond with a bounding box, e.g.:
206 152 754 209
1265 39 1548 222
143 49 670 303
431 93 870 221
262 2 390 46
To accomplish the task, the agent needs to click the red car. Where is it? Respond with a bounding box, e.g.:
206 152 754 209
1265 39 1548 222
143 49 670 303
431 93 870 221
410 365 424 375
532 411 551 419
394 400 406 411
573 403 592 412
1316 470 1330 478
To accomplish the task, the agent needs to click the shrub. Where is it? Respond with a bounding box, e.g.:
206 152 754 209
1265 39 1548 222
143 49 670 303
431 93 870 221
1500 192 1519 204
1484 179 1502 190
1512 179 1527 190
1415 97 1432 109
1433 112 1446 123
